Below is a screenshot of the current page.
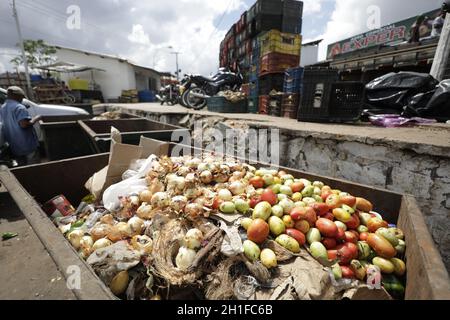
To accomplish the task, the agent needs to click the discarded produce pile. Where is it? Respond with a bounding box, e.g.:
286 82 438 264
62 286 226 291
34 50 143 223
53 155 407 300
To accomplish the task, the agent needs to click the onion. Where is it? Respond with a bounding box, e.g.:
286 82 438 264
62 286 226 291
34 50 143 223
183 228 204 249
184 203 203 219
100 214 115 226
185 188 202 199
218 189 233 201
170 196 188 211
90 224 112 241
229 181 246 195
177 166 190 176
139 190 153 203
185 173 197 184
197 163 209 172
175 247 197 271
136 203 153 220
131 235 153 255
128 217 144 236
110 271 129 296
80 235 93 251
92 238 112 251
167 176 186 191
108 222 131 242
214 173 229 183
67 229 84 250
200 170 213 184
151 192 170 208
129 195 140 206
186 157 201 168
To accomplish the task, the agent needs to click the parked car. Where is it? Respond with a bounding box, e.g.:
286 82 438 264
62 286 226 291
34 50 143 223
0 87 89 142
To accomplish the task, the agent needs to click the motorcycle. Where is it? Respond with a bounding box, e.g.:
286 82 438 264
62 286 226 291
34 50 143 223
156 83 181 106
181 66 243 110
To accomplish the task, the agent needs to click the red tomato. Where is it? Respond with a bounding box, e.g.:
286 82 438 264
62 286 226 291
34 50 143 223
341 266 355 279
310 203 330 217
325 194 342 209
345 242 359 260
322 237 337 250
321 191 333 202
344 231 359 244
247 219 269 244
212 197 222 210
260 189 277 206
335 228 346 242
249 177 264 189
345 214 360 230
249 196 262 209
340 195 357 208
327 250 338 260
359 232 369 241
367 217 388 233
322 212 335 221
286 228 306 246
316 218 338 238
291 182 305 193
290 207 317 226
337 245 353 265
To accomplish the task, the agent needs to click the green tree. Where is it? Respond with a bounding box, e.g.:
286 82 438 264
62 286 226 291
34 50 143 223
10 39 57 69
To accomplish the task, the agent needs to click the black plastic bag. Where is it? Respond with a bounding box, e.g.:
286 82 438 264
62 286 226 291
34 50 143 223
402 90 437 117
403 80 450 122
365 72 438 111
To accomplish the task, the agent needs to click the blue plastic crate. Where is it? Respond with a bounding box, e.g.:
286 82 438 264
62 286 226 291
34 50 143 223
249 81 259 97
283 67 304 93
285 67 304 81
207 96 248 113
247 95 259 113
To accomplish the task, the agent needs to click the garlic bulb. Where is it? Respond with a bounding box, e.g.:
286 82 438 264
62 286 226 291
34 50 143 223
129 194 140 206
185 173 197 184
186 157 201 168
197 163 209 172
185 188 202 199
183 229 204 250
108 222 131 242
128 217 144 236
92 238 112 251
175 247 197 271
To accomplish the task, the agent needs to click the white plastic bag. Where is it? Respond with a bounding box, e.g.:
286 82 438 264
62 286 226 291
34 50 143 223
102 154 158 211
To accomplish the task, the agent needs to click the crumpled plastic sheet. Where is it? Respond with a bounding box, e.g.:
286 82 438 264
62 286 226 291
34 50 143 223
369 114 437 128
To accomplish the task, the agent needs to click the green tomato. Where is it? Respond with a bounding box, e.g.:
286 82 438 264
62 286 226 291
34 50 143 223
280 185 293 196
292 192 303 202
271 205 284 218
269 184 282 194
234 199 250 214
302 186 314 197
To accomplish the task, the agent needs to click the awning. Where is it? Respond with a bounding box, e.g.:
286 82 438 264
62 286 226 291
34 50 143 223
36 61 106 73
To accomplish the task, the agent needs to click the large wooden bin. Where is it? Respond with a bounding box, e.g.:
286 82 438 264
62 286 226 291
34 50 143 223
0 147 449 300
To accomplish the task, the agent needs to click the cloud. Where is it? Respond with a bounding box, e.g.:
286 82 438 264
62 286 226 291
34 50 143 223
0 0 246 76
302 0 324 14
317 0 443 60
0 62 5 74
127 24 151 46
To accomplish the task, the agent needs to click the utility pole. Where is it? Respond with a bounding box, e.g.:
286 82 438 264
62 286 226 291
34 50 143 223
12 0 33 98
171 51 181 81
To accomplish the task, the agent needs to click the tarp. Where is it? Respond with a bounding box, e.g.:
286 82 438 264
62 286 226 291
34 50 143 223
36 61 106 73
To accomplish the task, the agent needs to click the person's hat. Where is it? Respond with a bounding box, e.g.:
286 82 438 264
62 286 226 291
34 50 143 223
7 86 26 97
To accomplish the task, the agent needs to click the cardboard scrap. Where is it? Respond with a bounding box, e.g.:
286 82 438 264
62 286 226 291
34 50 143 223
84 127 170 199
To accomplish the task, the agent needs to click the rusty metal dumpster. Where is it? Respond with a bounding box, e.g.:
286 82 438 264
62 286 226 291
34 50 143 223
0 146 449 300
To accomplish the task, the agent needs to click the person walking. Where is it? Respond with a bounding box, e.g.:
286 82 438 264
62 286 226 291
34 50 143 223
0 86 41 166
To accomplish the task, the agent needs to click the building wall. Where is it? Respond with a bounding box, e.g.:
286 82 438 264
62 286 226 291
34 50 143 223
55 48 136 100
300 45 319 67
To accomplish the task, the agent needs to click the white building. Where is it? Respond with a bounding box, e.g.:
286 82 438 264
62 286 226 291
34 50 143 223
52 46 162 101
301 40 322 67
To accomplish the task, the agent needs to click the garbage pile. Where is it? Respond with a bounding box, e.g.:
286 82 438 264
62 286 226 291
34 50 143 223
93 111 129 120
217 90 247 103
52 155 407 300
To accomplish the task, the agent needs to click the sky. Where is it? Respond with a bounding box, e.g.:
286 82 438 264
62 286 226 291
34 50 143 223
0 0 444 76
